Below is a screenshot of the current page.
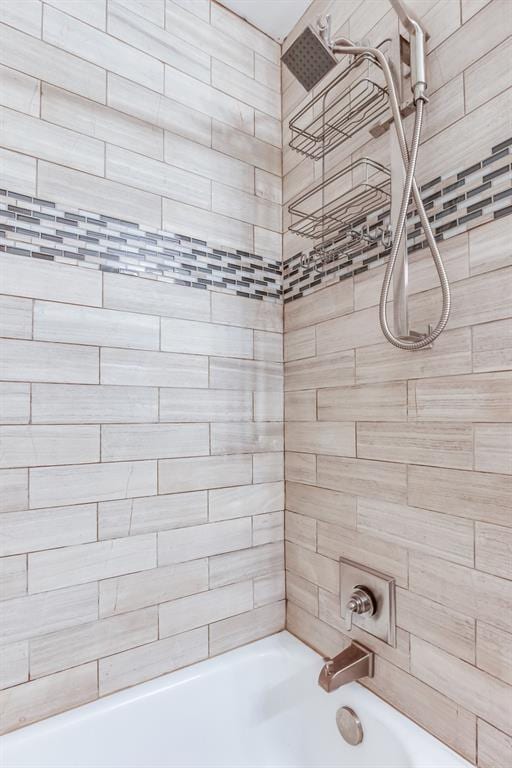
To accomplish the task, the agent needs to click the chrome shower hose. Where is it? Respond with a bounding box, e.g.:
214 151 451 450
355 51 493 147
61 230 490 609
333 42 451 350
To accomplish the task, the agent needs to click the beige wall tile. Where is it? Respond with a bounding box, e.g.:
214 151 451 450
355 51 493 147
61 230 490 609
476 522 512 579
163 197 253 251
209 601 285 656
158 454 252 494
0 25 106 103
254 331 283 363
472 318 512 373
287 481 356 528
211 292 281 332
212 120 281 176
29 460 157 509
409 551 512 633
0 555 26 600
158 519 251 564
44 0 106 28
478 720 512 768
469 214 512 277
0 504 97 556
161 389 252 422
285 509 317 552
0 425 99 469
286 541 338 593
103 272 210 322
286 602 350 661
32 384 158 424
1 253 102 306
209 482 283 522
364 655 477 763
43 5 163 91
284 326 316 362
410 636 512 735
161 317 252 358
253 571 285 607
407 465 512 527
34 301 159 351
0 383 30 425
357 421 473 469
318 381 407 421
357 497 474 566
211 422 283 454
38 161 161 230
396 588 475 663
0 1 42 37
99 560 208 617
98 492 207 539
209 541 283 588
317 455 407 503
0 339 98 384
0 147 36 195
210 358 282 391
474 424 512 474
1 583 98 643
253 390 283 422
285 421 355 457
28 533 156 593
159 580 253 637
356 328 472 384
253 510 283 545
171 0 208 22
316 304 383 356
0 295 32 340
101 349 208 389
285 351 354 391
477 622 512 685
253 452 284 483
0 105 104 176
284 390 316 422
212 59 280 119
209 2 279 64
165 132 254 193
116 0 164 25
0 662 97 735
286 571 318 615
408 372 512 422
285 452 316 484
212 182 281 232
99 626 208 695
30 606 157 678
285 280 353 332
0 641 28 689
0 469 28 513
101 423 209 462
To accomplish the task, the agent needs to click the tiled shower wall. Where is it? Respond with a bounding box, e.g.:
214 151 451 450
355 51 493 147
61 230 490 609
0 0 285 733
283 2 512 767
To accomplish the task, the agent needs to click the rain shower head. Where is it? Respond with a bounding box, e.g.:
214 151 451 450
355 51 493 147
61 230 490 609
281 25 338 92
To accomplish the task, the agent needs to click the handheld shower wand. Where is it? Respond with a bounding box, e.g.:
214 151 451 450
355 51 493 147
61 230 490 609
282 0 451 351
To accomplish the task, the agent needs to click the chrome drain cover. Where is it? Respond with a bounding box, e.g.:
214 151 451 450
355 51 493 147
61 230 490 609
336 706 363 746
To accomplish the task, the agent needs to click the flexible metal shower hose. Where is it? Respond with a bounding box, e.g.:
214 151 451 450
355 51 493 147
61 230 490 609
333 42 451 350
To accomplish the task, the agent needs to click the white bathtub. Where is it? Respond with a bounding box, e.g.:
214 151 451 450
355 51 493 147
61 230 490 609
1 632 472 768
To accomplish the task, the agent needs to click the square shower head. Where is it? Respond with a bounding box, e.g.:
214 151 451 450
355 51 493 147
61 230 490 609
281 26 338 92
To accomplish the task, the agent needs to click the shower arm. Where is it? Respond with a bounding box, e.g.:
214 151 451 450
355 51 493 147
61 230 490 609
329 37 451 350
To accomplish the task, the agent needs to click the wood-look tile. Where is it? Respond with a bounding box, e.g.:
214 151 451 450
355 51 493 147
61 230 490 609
210 1 279 65
253 390 283 422
396 587 475 663
161 389 252 422
0 469 28 513
285 452 317 485
407 465 512 527
209 541 283 588
157 519 251 564
284 391 316 421
0 641 28 689
476 522 512 579
211 422 283 455
409 551 512 633
357 422 474 469
103 272 210 322
474 424 512 474
0 383 30 425
254 331 283 363
285 280 353 332
32 385 158 424
102 349 208 389
478 720 512 768
285 509 316 552
317 455 407 504
209 482 283 522
317 521 409 587
284 326 316 362
286 571 318 615
410 636 512 735
469 211 512 277
0 504 97 556
0 296 32 340
0 339 98 384
477 622 512 686
158 455 252 494
101 423 209 462
472 319 512 373
212 120 281 176
408 372 512 422
209 601 285 656
0 555 27 601
252 510 283 546
318 381 407 421
316 304 383 355
285 421 355 457
286 602 350 660
0 425 99 469
357 497 474 566
98 492 207 539
211 292 282 332
253 571 285 607
285 541 339 594
0 147 36 195
285 351 354 391
0 64 40 117
286 481 356 528
253 452 284 484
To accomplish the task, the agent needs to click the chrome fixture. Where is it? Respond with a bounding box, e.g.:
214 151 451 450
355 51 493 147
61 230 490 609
345 586 376 631
318 642 374 692
282 0 451 351
340 557 396 647
336 706 364 746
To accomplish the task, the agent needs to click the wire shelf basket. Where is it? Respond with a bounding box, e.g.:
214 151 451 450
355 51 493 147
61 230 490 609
288 157 391 248
288 52 388 160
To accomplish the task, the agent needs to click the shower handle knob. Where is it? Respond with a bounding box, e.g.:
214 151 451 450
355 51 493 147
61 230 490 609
345 587 376 631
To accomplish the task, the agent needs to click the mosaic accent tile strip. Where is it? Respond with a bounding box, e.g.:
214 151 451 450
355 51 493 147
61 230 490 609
283 137 512 302
0 192 282 304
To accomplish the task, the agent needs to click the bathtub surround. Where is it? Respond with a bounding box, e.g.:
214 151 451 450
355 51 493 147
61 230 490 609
0 0 511 766
282 1 512 767
0 0 284 735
